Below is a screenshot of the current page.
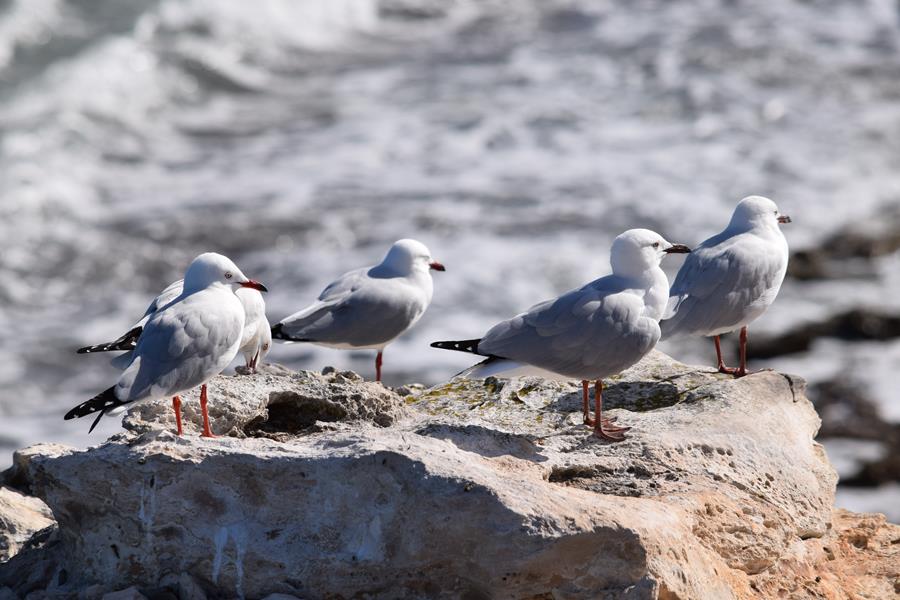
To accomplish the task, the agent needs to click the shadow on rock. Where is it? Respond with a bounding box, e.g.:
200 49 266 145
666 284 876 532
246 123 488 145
416 423 548 462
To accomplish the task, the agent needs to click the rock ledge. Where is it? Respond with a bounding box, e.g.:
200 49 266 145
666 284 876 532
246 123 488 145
2 353 897 599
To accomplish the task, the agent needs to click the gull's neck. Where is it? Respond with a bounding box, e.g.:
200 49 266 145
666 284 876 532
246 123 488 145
618 263 669 320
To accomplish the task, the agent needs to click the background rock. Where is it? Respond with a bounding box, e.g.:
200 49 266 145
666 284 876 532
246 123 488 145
2 353 896 598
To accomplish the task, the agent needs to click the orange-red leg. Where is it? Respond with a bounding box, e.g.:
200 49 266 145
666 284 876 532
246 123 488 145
582 380 593 425
375 350 383 382
714 331 748 378
714 335 738 375
592 380 629 441
736 326 748 378
199 384 216 438
172 396 183 436
583 380 621 428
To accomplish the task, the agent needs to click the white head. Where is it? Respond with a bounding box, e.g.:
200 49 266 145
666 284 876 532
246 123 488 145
378 239 445 276
182 252 268 294
610 229 691 278
728 196 791 230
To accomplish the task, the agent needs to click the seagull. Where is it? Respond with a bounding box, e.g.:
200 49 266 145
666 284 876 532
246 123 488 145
79 280 270 373
660 196 790 377
65 252 268 437
236 286 271 373
271 239 445 382
431 229 690 441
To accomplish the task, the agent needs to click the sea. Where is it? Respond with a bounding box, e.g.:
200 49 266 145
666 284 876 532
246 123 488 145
1 0 899 519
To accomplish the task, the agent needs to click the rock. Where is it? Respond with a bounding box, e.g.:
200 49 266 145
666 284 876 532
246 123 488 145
2 353 894 598
101 587 147 600
747 509 900 598
122 364 407 439
747 308 900 359
0 486 54 561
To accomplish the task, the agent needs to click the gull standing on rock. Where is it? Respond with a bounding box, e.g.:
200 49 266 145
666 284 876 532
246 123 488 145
271 239 445 382
65 253 268 436
431 229 690 441
660 196 790 377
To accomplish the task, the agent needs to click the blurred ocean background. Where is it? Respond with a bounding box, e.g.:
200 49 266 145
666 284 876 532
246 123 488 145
1 0 899 518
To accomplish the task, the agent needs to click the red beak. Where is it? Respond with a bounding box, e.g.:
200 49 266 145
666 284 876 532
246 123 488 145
777 215 791 224
240 280 268 292
429 261 446 272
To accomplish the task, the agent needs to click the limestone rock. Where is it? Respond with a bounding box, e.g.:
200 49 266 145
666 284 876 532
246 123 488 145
0 486 54 561
3 353 892 599
122 364 407 438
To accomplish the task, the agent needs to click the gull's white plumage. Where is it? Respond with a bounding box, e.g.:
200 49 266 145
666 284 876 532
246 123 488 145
236 286 271 370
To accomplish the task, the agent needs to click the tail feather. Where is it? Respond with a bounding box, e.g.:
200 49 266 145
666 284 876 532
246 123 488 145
64 386 129 433
76 326 143 354
270 322 312 343
430 339 485 355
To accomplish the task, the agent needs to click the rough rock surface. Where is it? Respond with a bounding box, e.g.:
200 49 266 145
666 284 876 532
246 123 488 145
0 486 54 562
0 352 895 599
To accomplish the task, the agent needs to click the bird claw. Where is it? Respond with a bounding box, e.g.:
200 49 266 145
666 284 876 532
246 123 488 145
601 422 631 433
718 365 748 378
593 424 627 442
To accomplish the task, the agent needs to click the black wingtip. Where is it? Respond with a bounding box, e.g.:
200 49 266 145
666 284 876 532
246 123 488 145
270 323 312 342
65 386 125 433
430 339 483 355
76 326 142 355
88 410 105 433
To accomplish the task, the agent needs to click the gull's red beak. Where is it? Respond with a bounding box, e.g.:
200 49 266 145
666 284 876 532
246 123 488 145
777 215 792 224
241 280 269 292
429 261 446 272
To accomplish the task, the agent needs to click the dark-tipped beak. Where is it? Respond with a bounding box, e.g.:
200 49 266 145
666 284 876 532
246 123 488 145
777 215 792 224
664 244 692 254
241 280 268 292
429 261 446 272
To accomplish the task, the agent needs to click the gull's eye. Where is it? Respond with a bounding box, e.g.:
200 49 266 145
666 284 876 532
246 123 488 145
224 271 233 280
263 343 269 351
652 242 660 249
774 210 778 215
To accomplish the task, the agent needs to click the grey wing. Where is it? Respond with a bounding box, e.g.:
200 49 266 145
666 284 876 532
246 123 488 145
318 268 369 302
478 283 658 379
278 268 367 334
661 237 785 338
140 279 184 322
117 297 242 401
108 279 186 369
281 278 425 348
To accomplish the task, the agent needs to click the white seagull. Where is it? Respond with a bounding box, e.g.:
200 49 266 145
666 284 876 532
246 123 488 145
271 239 445 382
431 229 690 441
79 280 270 373
236 286 271 372
65 252 268 436
660 195 790 377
